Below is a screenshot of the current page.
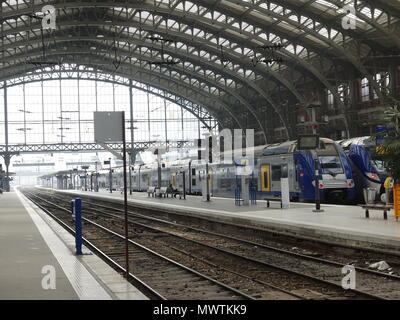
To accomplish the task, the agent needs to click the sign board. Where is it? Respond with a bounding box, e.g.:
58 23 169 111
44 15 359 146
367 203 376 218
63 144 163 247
104 160 110 165
94 112 124 142
394 185 400 220
375 126 396 146
297 135 319 150
375 126 387 146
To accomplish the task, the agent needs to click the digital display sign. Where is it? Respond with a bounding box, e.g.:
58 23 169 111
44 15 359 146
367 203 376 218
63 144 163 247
297 135 319 150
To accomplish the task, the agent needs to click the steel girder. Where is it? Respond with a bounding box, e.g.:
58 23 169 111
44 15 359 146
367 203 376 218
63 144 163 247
371 0 400 18
1 0 399 141
1 16 274 138
196 0 386 101
0 65 217 131
2 0 394 84
0 16 298 139
1 5 244 131
0 51 243 131
0 140 194 154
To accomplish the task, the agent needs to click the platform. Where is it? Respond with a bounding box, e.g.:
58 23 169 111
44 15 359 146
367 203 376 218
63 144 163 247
51 188 400 252
0 189 148 300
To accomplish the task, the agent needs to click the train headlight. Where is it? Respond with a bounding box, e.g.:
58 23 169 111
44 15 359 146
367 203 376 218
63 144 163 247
366 172 380 182
347 179 355 188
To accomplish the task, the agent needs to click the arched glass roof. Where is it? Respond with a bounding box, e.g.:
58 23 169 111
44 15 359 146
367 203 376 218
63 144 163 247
1 0 399 143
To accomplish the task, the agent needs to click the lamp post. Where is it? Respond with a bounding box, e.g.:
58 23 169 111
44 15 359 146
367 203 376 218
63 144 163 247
128 126 138 195
109 158 112 193
297 135 324 213
313 158 323 213
81 165 90 191
73 168 78 190
128 153 132 195
95 161 99 192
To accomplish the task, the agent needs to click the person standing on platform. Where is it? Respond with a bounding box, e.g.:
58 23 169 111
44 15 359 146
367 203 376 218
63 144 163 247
384 176 394 205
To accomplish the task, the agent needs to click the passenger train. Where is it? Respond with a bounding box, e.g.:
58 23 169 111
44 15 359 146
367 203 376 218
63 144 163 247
98 137 356 203
338 137 388 202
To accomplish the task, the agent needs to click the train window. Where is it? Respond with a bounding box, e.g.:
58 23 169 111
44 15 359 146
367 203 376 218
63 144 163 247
294 160 299 182
372 159 385 171
192 168 196 175
318 156 343 174
271 166 282 181
316 143 336 156
192 179 196 186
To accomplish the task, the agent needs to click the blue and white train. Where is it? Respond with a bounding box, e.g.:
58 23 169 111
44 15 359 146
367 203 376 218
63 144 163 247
113 137 356 203
338 137 388 202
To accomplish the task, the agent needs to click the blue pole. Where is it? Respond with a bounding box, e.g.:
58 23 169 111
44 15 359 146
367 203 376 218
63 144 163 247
74 198 82 255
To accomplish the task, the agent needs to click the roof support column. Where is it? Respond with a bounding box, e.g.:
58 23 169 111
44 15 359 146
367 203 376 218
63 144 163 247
147 89 151 143
2 81 10 192
3 82 8 150
41 81 45 144
163 92 168 147
129 79 135 164
78 78 81 143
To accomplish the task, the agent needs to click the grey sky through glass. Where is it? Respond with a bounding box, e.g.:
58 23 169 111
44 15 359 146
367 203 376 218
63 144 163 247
0 78 216 145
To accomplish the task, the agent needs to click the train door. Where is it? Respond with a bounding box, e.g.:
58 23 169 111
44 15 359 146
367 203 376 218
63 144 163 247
190 167 196 193
175 171 186 193
260 165 271 192
270 165 282 192
171 172 177 189
147 173 151 188
294 159 300 192
209 168 213 194
132 172 137 190
176 171 182 191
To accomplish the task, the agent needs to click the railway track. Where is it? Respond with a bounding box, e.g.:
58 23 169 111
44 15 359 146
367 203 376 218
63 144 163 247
21 189 254 300
22 188 400 300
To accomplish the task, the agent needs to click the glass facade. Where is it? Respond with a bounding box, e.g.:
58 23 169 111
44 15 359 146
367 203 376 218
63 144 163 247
0 79 215 146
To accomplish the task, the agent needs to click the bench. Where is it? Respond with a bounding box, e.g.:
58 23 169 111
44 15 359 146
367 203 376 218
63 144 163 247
156 187 168 198
264 196 283 209
167 188 182 199
147 187 156 197
358 204 394 220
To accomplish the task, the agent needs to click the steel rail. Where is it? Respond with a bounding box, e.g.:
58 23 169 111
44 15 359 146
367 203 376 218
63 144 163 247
84 203 387 300
31 189 386 300
22 190 255 300
53 188 400 257
21 191 166 300
72 194 400 282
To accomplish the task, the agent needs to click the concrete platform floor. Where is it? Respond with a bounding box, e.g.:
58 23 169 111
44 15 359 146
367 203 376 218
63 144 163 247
0 189 148 300
52 188 400 250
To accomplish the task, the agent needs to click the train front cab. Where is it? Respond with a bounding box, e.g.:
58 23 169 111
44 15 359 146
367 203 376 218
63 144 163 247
258 140 355 203
347 139 387 202
295 141 355 203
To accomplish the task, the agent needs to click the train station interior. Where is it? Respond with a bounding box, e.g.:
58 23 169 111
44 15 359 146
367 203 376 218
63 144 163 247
1 0 400 306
